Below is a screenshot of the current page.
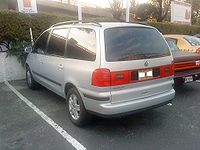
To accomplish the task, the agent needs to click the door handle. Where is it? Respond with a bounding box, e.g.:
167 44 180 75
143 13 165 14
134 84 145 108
39 60 43 64
58 64 64 69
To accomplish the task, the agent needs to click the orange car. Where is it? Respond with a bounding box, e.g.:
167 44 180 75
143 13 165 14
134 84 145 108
164 34 200 54
165 37 200 85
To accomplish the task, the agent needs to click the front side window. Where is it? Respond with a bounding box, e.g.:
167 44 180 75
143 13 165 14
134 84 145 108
47 28 68 57
104 27 170 62
66 28 96 61
33 30 50 54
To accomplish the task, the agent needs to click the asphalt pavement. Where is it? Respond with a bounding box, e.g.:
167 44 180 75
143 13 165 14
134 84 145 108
0 80 200 150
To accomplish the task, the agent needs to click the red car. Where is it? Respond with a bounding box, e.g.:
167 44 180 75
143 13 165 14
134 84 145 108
165 37 200 85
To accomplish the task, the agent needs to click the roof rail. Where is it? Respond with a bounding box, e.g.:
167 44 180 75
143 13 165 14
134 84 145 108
118 19 148 26
127 21 148 26
51 20 102 28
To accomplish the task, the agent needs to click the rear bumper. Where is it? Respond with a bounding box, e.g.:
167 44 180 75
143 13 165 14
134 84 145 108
83 89 175 116
174 68 200 79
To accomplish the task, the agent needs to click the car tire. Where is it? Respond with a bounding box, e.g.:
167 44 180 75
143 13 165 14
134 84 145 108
26 66 39 90
174 78 184 86
66 87 91 126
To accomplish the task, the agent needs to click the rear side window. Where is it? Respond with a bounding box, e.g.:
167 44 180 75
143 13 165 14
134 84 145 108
66 28 96 61
184 36 200 46
104 27 170 62
33 30 50 54
47 28 68 57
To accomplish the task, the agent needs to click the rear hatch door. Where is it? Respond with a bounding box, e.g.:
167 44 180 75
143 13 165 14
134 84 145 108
103 26 173 104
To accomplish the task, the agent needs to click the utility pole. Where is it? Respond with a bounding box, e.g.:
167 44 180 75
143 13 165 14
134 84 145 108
126 0 130 22
78 0 82 21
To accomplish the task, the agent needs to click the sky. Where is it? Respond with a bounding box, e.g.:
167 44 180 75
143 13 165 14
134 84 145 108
76 0 149 8
51 0 150 8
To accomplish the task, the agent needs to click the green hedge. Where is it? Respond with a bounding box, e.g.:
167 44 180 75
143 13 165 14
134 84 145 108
0 10 76 42
0 10 200 64
1 10 200 43
148 22 200 35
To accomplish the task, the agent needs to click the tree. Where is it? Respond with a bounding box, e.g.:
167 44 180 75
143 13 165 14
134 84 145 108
186 0 200 24
135 3 156 21
130 0 137 19
8 0 17 10
130 0 136 12
109 0 123 20
151 0 172 22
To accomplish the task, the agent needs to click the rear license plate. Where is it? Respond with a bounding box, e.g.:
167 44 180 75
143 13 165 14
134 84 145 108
184 76 193 83
138 69 153 80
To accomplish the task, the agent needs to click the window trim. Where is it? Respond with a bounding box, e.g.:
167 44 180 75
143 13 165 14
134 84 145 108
32 29 50 55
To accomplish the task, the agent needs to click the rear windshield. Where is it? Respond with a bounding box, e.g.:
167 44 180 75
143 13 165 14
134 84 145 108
165 38 179 51
104 27 170 62
184 36 200 46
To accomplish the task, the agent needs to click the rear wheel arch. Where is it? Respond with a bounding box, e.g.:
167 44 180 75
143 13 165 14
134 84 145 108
64 82 77 97
65 83 92 126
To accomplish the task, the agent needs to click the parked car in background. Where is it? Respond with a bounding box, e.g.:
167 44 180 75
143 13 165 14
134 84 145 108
165 37 200 85
194 34 200 39
164 34 200 54
25 21 175 126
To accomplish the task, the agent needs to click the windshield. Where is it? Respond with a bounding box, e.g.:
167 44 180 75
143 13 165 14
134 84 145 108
165 38 180 51
104 27 170 62
184 36 200 46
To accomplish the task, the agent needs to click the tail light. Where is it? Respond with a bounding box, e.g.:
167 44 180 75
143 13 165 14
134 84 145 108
92 69 111 87
111 71 129 86
92 64 174 87
91 69 130 87
175 61 200 71
160 63 174 77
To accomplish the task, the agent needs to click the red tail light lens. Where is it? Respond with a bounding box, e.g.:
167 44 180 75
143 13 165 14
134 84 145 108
160 64 174 77
92 69 111 87
92 64 174 87
111 71 129 86
174 61 200 71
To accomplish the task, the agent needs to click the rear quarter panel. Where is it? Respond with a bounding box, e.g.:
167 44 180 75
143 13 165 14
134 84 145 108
62 27 111 101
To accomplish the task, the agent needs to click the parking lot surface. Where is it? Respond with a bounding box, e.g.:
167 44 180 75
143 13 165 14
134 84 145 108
1 80 200 150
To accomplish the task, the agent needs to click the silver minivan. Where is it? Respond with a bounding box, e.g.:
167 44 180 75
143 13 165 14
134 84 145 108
25 21 175 126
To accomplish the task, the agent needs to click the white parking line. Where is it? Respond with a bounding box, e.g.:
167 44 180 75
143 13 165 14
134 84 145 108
196 80 200 83
5 81 86 150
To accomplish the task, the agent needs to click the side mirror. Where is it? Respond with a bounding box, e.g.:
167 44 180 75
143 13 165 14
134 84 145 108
24 46 32 54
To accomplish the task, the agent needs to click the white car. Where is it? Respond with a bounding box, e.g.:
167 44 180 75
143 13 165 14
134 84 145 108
25 21 175 126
